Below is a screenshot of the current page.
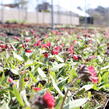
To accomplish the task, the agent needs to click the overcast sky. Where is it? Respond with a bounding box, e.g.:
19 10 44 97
1 0 109 11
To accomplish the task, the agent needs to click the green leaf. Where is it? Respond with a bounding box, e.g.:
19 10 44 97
20 90 30 107
6 50 10 59
103 84 109 88
50 71 56 78
97 56 103 63
19 75 25 91
0 66 3 72
25 60 34 67
51 63 65 71
29 71 37 82
76 88 85 96
55 97 63 109
25 52 32 57
50 75 64 97
81 84 93 91
37 67 46 78
13 52 24 61
25 107 31 109
102 72 109 83
13 86 24 106
55 55 64 62
93 104 102 109
11 44 17 51
57 77 68 86
11 69 19 75
88 91 92 99
63 98 88 109
0 101 9 109
101 65 109 70
0 72 5 84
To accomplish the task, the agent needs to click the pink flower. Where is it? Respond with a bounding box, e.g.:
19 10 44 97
7 77 13 83
51 46 61 55
43 52 49 58
88 40 93 44
25 49 32 53
73 55 79 61
22 44 27 48
89 76 99 84
7 77 16 85
43 92 55 108
46 42 51 47
52 30 58 35
54 46 61 51
42 44 46 48
51 50 59 55
42 42 51 49
0 41 4 43
13 36 20 41
84 33 91 38
61 43 64 47
77 35 81 39
34 40 42 47
88 56 96 60
0 44 7 49
87 66 97 76
30 30 35 35
45 34 49 38
25 38 31 42
32 87 41 92
68 46 74 54
87 66 99 83
73 40 77 45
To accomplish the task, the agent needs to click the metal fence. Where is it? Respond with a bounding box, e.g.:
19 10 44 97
0 0 109 27
0 8 79 25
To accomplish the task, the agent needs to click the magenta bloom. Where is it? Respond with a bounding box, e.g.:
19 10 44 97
0 44 7 49
51 50 59 55
42 42 51 49
43 92 55 108
25 38 31 42
7 77 13 83
51 46 61 55
46 42 51 47
25 49 32 53
13 36 20 41
68 46 74 54
34 40 42 47
7 77 16 85
87 66 99 83
89 76 99 84
43 52 49 58
73 55 79 61
73 40 77 45
54 46 61 51
87 66 97 76
32 87 41 92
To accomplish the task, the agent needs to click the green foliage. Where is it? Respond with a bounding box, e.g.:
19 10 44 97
0 28 109 109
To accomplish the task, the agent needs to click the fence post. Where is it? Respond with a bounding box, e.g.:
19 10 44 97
0 0 4 23
51 0 54 29
84 0 87 29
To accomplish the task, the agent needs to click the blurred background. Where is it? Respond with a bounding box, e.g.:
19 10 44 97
0 0 109 27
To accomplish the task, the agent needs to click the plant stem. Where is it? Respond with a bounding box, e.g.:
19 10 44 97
60 74 84 109
60 89 69 109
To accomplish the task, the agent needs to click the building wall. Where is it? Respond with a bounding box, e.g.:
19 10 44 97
0 8 79 25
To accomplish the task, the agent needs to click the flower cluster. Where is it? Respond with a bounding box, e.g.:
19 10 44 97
77 65 99 83
52 46 61 55
43 92 55 108
87 66 99 83
32 91 55 109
